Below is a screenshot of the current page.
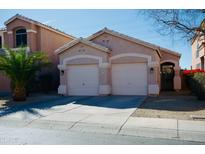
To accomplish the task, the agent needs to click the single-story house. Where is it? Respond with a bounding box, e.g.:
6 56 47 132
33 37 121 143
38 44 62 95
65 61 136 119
55 28 181 96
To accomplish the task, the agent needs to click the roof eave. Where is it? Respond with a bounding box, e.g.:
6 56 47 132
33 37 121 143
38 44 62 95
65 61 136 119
55 38 110 55
4 14 76 40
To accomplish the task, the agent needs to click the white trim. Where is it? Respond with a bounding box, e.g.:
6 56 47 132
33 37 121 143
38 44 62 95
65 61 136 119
26 29 37 33
148 84 160 95
58 85 66 95
110 53 152 65
148 61 160 67
60 55 103 68
99 62 110 68
7 31 13 34
11 47 30 52
99 85 111 95
57 65 66 70
55 38 110 54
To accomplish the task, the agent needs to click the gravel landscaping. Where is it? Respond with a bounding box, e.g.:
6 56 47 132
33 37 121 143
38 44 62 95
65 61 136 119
132 91 205 121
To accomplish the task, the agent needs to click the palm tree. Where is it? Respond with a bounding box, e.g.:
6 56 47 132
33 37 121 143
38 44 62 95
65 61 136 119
0 47 50 101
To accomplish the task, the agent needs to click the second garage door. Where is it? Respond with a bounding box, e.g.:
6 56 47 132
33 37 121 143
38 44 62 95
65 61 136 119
67 65 99 96
112 63 148 95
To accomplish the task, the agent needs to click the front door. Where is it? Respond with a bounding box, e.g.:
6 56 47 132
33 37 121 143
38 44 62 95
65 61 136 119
161 63 175 91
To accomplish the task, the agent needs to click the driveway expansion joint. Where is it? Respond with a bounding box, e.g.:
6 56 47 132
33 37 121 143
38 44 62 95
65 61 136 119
69 115 92 129
117 111 134 134
23 105 84 127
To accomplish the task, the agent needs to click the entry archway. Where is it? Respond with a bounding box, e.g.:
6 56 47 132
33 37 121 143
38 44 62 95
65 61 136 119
161 62 175 91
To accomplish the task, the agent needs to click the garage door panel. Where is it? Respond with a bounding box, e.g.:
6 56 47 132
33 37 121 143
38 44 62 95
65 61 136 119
112 85 147 95
68 65 99 96
112 63 147 95
68 87 98 96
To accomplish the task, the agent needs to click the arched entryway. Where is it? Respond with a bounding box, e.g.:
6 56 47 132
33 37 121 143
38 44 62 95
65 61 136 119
161 62 175 91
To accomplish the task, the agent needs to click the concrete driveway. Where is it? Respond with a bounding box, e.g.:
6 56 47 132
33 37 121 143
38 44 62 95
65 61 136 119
0 96 145 133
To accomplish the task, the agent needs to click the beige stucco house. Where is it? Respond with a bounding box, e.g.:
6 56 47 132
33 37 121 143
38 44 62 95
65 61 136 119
56 28 181 96
0 14 75 93
191 32 205 69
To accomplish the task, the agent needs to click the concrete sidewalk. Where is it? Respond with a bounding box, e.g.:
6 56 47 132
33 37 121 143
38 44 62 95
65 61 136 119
120 117 205 142
1 114 205 143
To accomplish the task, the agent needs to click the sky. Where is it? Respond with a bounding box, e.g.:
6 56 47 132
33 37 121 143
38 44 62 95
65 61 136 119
0 9 191 69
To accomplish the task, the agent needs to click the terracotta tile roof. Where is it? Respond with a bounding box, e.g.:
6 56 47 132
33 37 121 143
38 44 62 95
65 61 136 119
87 27 181 57
4 14 75 39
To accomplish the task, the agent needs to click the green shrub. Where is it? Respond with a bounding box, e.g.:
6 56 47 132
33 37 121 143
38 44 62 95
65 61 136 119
39 72 53 93
192 72 205 100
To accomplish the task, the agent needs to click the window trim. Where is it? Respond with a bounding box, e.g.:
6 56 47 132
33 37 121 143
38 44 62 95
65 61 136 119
15 28 27 47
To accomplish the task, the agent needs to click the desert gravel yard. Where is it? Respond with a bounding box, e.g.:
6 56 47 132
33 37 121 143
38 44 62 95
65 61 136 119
132 91 205 120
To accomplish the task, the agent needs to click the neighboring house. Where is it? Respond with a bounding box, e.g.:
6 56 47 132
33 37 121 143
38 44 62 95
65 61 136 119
56 28 181 96
191 30 205 69
0 14 75 93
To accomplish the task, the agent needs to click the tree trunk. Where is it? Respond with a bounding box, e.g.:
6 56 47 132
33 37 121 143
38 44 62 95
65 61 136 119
13 85 26 101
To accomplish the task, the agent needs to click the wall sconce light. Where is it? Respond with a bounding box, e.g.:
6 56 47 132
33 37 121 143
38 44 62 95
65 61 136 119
61 70 64 75
150 67 154 73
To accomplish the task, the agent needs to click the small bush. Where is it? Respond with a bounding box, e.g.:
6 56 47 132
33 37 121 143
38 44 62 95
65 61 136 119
39 73 53 93
192 73 205 100
183 69 205 100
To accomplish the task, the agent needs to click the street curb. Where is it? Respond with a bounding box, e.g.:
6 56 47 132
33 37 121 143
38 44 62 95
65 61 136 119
1 115 205 143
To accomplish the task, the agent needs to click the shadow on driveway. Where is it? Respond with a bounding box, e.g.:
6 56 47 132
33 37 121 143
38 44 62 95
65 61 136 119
0 95 145 118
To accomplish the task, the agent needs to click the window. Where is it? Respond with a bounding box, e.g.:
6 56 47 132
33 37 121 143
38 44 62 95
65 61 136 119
196 43 200 58
0 36 2 48
16 28 27 47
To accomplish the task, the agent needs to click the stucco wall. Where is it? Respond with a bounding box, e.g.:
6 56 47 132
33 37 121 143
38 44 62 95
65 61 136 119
59 43 109 64
7 18 33 31
39 27 73 66
160 50 180 65
59 43 109 88
1 18 74 92
91 33 162 87
92 33 159 61
192 36 205 69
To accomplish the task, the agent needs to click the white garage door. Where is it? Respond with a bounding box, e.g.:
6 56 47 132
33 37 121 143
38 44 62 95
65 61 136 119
67 65 99 96
112 63 147 95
